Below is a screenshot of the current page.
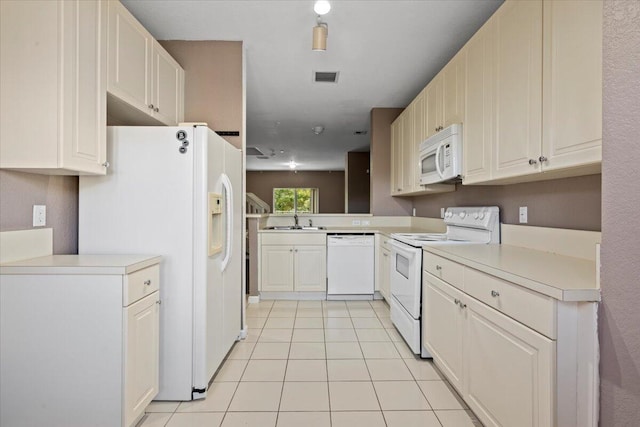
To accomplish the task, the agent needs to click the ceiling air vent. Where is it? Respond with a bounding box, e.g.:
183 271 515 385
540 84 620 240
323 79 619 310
354 130 368 135
256 156 270 160
314 71 339 83
246 147 264 156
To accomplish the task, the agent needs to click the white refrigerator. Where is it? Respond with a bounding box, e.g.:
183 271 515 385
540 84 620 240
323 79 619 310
79 125 243 401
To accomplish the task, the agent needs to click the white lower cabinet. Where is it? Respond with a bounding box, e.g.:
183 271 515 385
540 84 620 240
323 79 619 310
0 255 161 427
424 273 553 426
422 277 465 392
422 250 595 427
375 234 392 301
465 295 553 427
259 233 326 293
124 292 160 427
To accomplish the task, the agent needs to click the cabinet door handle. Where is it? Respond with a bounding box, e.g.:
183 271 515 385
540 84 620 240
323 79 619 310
538 156 548 163
491 290 500 297
148 104 154 109
454 298 460 305
295 249 298 253
528 159 538 165
436 265 442 271
154 107 160 112
383 253 388 257
144 280 152 286
290 249 293 252
156 300 162 305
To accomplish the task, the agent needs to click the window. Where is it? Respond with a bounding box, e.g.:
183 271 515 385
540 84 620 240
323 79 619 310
273 188 319 214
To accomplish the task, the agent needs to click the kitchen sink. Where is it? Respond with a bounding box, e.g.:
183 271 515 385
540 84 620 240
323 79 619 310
263 226 326 231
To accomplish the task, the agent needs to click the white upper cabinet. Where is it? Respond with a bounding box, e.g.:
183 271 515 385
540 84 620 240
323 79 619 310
442 49 466 129
390 114 405 195
107 0 153 114
461 0 602 185
401 103 415 193
463 21 494 184
492 0 543 180
541 0 602 172
107 0 184 126
424 74 443 139
0 0 107 175
153 41 184 126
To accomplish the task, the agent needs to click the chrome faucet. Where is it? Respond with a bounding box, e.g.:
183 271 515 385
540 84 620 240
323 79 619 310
294 214 299 228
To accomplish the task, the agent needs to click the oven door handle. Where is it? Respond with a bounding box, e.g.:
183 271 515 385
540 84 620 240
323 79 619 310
389 240 418 258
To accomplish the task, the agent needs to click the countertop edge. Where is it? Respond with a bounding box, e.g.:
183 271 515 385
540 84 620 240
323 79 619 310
422 245 600 302
0 255 162 275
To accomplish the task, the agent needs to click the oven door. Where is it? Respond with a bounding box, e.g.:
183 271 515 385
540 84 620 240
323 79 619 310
389 240 422 319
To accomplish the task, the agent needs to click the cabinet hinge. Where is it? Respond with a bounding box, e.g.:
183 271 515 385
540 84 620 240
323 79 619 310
192 387 206 394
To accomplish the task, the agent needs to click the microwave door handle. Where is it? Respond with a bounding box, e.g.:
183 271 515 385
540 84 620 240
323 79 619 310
435 143 444 179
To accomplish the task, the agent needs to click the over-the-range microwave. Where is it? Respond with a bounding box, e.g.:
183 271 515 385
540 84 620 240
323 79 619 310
418 123 462 185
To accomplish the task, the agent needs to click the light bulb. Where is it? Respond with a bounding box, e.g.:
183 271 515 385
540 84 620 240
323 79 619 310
289 161 297 169
314 0 331 15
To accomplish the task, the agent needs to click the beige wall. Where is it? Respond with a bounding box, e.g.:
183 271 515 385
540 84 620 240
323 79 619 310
600 1 640 424
0 171 78 254
370 108 412 216
246 171 345 214
413 174 601 231
160 41 243 149
346 152 370 214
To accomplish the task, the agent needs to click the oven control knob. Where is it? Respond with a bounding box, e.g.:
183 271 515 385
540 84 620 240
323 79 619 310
478 212 485 220
459 211 466 219
473 212 479 219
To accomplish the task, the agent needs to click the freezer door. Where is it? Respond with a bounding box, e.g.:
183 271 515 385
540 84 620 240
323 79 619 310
79 126 196 401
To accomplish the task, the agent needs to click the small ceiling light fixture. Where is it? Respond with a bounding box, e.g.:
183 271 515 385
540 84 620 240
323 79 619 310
288 161 297 169
312 125 325 135
314 0 331 15
312 2 330 51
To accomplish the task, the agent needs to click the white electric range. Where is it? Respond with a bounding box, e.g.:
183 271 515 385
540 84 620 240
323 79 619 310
389 206 500 357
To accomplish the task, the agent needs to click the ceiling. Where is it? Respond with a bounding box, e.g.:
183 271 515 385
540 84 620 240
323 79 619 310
121 0 502 171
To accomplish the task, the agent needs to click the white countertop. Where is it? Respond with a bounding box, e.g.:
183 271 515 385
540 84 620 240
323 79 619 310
0 254 161 275
423 244 600 302
258 226 434 236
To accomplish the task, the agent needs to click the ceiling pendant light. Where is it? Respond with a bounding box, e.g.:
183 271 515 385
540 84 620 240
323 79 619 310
312 1 330 51
312 125 325 135
312 19 328 51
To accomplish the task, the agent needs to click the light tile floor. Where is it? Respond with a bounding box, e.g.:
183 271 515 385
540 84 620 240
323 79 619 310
140 299 483 427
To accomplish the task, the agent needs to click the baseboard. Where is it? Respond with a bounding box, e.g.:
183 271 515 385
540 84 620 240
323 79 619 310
247 295 260 304
260 291 327 300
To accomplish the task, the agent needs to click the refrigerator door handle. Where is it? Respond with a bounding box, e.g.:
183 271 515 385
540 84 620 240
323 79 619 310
220 173 233 272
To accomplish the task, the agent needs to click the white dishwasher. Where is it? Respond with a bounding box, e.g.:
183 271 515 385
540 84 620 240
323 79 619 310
327 234 375 299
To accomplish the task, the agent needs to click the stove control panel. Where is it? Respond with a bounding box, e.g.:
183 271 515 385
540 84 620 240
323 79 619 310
444 206 499 231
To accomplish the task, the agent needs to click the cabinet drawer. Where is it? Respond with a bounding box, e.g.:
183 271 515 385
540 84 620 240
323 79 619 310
261 232 326 246
464 267 556 339
380 235 393 252
423 252 464 290
124 265 160 306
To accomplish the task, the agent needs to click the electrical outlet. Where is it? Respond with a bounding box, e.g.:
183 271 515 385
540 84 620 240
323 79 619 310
362 220 370 226
352 220 361 226
440 208 445 218
519 206 528 224
33 205 46 227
